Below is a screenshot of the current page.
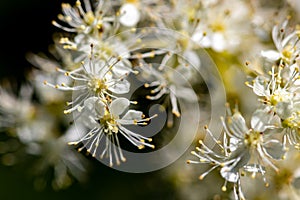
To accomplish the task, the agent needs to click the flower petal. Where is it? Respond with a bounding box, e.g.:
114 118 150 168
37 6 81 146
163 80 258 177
253 76 268 97
276 101 293 119
119 3 140 27
263 139 286 160
220 166 239 183
84 97 105 117
113 62 131 77
228 112 249 136
110 97 130 116
251 107 278 132
261 50 281 61
109 79 130 94
122 110 144 120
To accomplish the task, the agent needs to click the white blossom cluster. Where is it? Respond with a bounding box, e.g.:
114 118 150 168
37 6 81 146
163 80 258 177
1 0 300 199
1 0 202 190
188 19 300 200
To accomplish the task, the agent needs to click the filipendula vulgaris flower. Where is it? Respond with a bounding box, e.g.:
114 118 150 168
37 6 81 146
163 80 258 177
187 104 286 200
135 48 200 127
52 0 163 76
187 124 247 200
52 0 116 37
0 84 89 190
267 149 300 199
52 0 125 64
191 0 252 53
246 21 300 150
0 84 35 133
43 48 133 115
43 47 156 166
68 96 156 167
246 63 300 150
260 19 300 65
114 0 173 27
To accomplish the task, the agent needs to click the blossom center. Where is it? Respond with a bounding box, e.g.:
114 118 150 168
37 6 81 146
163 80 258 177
281 45 295 63
209 21 226 32
270 89 291 106
84 11 96 25
282 114 300 129
100 111 119 134
88 78 108 94
244 131 262 147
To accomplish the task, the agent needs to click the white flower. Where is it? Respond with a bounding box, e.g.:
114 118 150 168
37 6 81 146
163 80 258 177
222 106 285 175
44 55 133 115
68 97 155 167
247 65 300 119
187 125 247 200
280 112 300 150
28 130 89 190
0 85 35 130
115 0 172 27
52 0 114 35
138 50 199 126
188 106 286 200
261 20 300 64
191 0 251 53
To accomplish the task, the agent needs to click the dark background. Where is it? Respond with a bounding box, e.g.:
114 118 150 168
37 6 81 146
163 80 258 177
0 0 178 199
0 0 63 81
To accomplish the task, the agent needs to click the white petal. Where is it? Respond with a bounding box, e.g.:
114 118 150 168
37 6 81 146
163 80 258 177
191 31 205 43
276 101 293 119
211 33 226 52
171 66 192 85
198 35 211 48
251 107 277 132
122 110 143 120
81 97 105 127
183 50 201 69
83 97 98 110
263 139 286 160
230 112 249 136
113 62 131 77
251 110 268 132
229 138 239 152
84 97 105 116
109 79 130 94
63 124 86 143
220 166 239 182
261 50 281 61
110 97 130 116
243 164 265 173
119 4 140 27
253 76 268 97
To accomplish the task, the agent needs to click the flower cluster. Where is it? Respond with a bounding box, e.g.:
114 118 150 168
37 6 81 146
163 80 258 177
40 0 206 168
1 0 300 198
37 0 163 167
188 19 300 200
